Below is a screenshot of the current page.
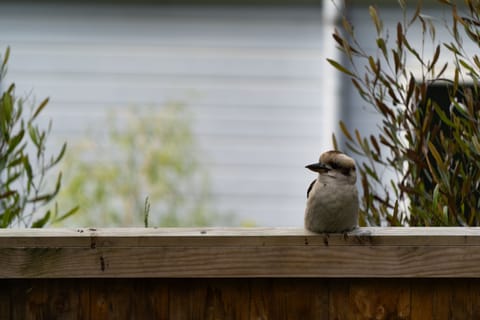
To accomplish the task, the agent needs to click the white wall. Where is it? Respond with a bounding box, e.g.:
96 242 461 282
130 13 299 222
0 3 341 226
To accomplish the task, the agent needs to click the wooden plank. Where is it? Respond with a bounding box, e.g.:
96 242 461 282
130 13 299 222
411 280 434 319
202 279 251 319
3 227 480 248
450 280 473 319
169 279 250 319
47 279 90 320
250 279 328 319
168 279 207 319
9 279 30 319
330 279 411 319
3 228 480 278
88 279 169 318
471 280 480 319
6 278 480 318
3 245 480 278
138 279 169 319
21 279 51 319
410 279 480 319
249 279 278 319
8 279 89 319
432 280 453 320
0 280 11 319
328 279 350 319
89 279 143 319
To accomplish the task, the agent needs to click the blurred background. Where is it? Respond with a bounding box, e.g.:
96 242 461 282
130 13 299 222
0 0 446 227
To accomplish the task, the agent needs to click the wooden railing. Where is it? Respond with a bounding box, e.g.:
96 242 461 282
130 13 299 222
1 227 480 318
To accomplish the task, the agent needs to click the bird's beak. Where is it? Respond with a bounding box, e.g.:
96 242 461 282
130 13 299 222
305 162 330 173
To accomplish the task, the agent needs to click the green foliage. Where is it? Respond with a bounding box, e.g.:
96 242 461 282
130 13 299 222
0 47 77 228
330 1 480 226
57 103 235 227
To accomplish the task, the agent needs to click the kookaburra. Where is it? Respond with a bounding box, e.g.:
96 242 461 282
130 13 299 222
304 150 359 233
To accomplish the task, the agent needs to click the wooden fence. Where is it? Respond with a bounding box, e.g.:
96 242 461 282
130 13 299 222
1 227 480 319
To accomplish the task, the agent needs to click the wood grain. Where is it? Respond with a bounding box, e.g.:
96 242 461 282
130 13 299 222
7 279 89 320
0 280 10 318
2 228 480 278
348 279 410 320
138 279 169 319
411 280 434 319
249 279 328 319
3 245 480 278
328 279 350 320
2 227 480 247
2 279 480 319
168 279 250 320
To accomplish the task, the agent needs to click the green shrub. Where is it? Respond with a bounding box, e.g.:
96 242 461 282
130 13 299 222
330 1 480 226
0 47 77 227
57 103 235 227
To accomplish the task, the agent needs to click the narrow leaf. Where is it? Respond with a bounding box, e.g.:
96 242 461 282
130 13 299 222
32 211 51 228
32 98 49 120
428 141 448 176
22 155 33 181
369 6 383 34
1 46 10 68
53 206 79 224
326 58 356 77
332 133 338 150
339 121 353 141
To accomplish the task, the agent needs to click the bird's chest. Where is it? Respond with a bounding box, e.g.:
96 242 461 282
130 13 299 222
304 180 358 233
307 180 357 212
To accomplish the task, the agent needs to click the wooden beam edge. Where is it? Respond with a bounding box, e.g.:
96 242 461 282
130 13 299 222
1 244 480 278
2 227 480 278
1 227 480 247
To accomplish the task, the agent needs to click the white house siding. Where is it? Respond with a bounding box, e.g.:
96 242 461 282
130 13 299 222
0 3 340 226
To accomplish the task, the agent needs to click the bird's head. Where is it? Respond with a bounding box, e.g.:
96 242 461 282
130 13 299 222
306 150 356 183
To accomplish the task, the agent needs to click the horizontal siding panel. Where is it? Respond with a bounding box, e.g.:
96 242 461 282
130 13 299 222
43 140 319 168
41 103 325 121
0 3 331 227
214 203 304 226
36 110 323 138
8 49 324 79
210 177 307 198
0 7 324 48
12 76 324 94
12 83 325 108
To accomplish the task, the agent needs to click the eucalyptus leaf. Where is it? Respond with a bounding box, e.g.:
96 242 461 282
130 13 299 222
0 47 76 228
330 1 480 226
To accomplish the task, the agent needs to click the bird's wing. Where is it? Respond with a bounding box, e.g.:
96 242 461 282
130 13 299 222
307 179 316 198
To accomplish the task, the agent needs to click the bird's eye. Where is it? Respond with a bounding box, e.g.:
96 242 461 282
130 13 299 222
330 162 340 170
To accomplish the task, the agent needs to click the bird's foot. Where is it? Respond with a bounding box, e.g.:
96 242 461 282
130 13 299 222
350 228 373 245
339 226 358 241
323 233 330 246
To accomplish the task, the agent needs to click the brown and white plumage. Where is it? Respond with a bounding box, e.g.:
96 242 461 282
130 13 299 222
304 150 359 233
